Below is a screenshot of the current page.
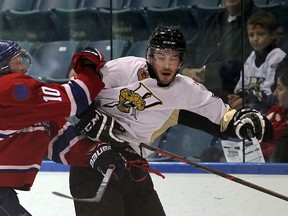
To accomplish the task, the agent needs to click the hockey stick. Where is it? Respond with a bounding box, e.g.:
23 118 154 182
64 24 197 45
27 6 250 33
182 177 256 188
117 134 288 202
52 164 115 202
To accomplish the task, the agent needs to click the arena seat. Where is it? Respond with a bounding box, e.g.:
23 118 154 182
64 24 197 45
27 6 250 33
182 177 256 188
125 40 147 57
80 39 129 61
26 40 79 83
253 0 269 6
0 0 36 11
97 8 151 44
7 9 63 42
0 11 14 40
145 6 199 41
197 0 221 7
147 125 214 162
77 0 127 9
34 0 79 10
127 0 172 9
53 7 104 41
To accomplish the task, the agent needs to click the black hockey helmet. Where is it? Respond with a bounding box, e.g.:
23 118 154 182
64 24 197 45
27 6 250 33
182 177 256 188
146 25 187 63
0 40 32 76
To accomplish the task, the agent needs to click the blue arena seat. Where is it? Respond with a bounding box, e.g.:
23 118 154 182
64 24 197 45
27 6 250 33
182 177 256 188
125 40 147 57
0 0 36 11
253 0 269 6
145 6 199 41
15 41 34 53
197 0 221 7
127 0 172 9
53 7 104 41
34 0 79 10
195 5 224 25
78 0 127 9
97 8 151 44
147 125 215 162
27 41 79 83
7 9 63 42
0 11 15 40
80 40 129 61
170 0 198 7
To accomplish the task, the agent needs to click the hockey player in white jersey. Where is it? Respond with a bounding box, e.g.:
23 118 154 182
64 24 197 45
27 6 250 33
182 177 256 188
69 25 273 216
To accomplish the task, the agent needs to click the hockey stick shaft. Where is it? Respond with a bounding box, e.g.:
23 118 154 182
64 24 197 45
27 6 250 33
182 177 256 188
117 135 288 202
52 164 115 202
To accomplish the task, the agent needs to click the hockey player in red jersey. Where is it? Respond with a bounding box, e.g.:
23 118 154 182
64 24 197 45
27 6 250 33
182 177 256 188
0 40 108 215
69 25 274 215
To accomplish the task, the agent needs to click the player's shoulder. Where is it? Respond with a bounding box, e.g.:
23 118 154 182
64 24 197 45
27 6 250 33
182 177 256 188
175 74 205 89
0 73 32 83
110 56 145 63
104 56 145 68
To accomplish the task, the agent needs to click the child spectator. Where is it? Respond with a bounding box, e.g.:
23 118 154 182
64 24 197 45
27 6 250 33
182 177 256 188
228 11 286 113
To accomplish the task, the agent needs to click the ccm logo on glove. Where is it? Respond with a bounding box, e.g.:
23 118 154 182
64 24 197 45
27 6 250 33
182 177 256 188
81 111 101 134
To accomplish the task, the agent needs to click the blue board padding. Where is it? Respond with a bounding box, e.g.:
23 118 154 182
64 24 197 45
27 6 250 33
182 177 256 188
40 161 288 175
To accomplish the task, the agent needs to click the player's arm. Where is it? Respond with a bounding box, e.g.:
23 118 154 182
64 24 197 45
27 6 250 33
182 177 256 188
47 119 126 181
0 48 106 127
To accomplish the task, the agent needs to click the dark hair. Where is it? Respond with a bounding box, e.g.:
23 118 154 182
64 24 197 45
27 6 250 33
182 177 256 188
247 11 277 33
276 57 288 87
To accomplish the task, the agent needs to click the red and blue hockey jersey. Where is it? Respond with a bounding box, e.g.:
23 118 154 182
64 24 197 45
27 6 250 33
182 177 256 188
0 69 104 190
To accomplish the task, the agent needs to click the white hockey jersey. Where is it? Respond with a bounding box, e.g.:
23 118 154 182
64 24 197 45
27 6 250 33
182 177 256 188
234 48 286 95
98 56 234 157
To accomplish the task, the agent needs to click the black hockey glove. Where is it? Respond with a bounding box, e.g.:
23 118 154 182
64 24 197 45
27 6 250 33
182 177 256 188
75 102 128 147
233 108 273 142
90 143 126 180
71 47 106 76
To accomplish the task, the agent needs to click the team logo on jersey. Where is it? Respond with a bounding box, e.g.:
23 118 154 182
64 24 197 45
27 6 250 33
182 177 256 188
14 84 30 101
137 68 149 81
248 76 265 90
104 83 162 119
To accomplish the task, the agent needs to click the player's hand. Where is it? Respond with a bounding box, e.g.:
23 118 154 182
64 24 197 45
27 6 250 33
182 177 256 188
227 94 242 109
75 102 128 147
233 108 273 142
71 47 106 75
181 66 205 83
89 143 126 180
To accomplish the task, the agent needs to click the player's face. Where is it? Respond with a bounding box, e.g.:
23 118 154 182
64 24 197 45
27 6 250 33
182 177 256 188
247 25 276 52
9 55 29 74
151 50 182 85
9 50 33 74
273 78 288 109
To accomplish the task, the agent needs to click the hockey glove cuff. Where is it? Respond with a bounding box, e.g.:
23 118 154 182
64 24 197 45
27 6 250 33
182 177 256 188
90 143 126 180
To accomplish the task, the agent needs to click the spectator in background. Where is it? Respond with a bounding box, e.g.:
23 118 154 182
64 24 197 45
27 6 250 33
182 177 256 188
181 0 259 101
227 11 286 113
264 57 288 162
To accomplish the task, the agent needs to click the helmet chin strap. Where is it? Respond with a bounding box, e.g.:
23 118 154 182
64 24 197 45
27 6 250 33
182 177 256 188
147 62 178 87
